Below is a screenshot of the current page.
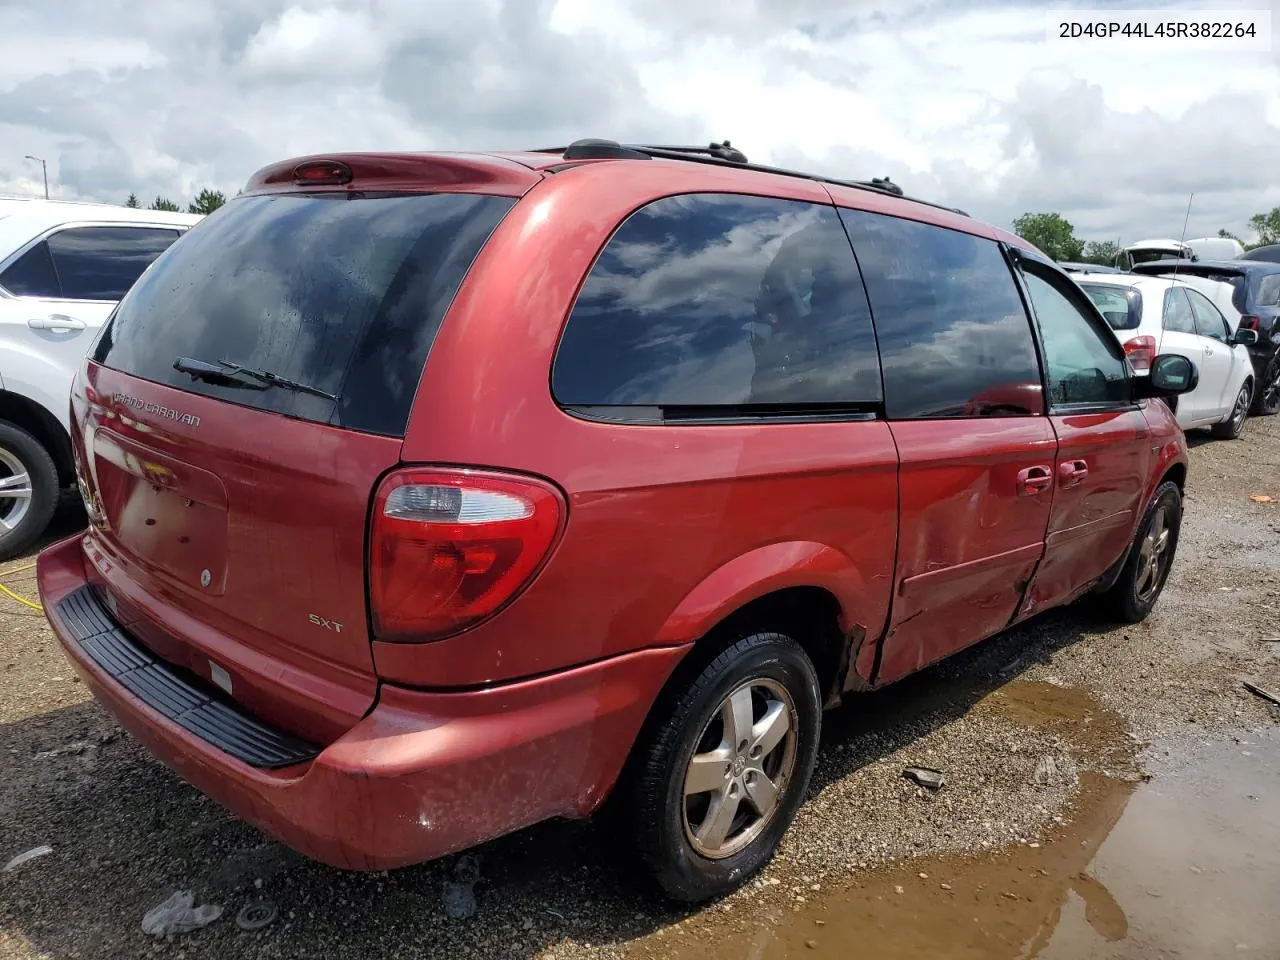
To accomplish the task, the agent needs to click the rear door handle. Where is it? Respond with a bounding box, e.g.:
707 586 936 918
1017 465 1053 496
1058 459 1089 488
28 314 85 332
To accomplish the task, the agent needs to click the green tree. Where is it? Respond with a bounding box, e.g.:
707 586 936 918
1081 240 1120 267
187 188 226 216
124 192 140 208
1218 228 1241 242
1247 207 1280 247
1012 212 1085 262
149 196 180 212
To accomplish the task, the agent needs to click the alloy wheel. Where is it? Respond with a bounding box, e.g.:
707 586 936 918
1135 504 1172 603
682 678 798 859
1230 385 1250 432
0 447 34 539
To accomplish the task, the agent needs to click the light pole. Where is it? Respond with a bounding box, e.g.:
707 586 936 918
23 155 48 199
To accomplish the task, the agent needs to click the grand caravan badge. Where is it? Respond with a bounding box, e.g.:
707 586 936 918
113 392 201 428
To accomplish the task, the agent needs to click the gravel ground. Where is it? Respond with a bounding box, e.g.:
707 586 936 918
2 415 1278 960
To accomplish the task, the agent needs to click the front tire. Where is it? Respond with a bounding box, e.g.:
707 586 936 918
1103 481 1181 623
1211 381 1252 439
0 421 58 562
616 632 821 903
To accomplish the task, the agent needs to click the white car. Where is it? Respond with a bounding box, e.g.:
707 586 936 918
1116 236 1244 269
1075 273 1257 439
1154 271 1243 330
0 198 201 557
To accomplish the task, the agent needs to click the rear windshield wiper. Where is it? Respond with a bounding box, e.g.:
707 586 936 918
173 357 338 402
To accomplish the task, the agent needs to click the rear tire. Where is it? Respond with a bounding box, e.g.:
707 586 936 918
1211 381 1252 439
613 632 821 904
1102 481 1181 623
1252 353 1280 416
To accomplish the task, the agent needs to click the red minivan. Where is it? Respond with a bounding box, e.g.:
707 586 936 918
37 141 1194 903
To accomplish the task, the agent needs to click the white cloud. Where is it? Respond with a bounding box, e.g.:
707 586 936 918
240 6 385 79
0 0 1276 242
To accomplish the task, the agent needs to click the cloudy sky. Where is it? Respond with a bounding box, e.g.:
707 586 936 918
1 0 1277 243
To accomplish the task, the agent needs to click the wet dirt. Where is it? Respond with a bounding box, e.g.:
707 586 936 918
630 685 1280 960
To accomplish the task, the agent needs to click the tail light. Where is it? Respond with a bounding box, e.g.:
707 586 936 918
1239 315 1260 332
369 469 565 643
1122 335 1158 372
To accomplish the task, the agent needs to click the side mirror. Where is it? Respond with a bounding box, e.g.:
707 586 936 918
1135 354 1199 399
1232 328 1259 347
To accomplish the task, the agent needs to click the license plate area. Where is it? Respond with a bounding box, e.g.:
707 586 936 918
89 428 230 595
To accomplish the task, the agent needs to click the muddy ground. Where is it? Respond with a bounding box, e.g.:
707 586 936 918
2 416 1279 960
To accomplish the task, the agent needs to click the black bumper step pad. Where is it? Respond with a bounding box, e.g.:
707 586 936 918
53 586 320 770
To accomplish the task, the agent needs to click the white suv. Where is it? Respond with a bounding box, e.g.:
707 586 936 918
0 198 201 557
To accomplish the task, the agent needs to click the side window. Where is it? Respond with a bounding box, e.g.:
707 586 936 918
839 209 1042 419
1255 274 1280 308
0 241 60 298
1185 289 1229 341
45 227 181 301
552 194 881 411
1021 268 1129 407
1162 288 1197 334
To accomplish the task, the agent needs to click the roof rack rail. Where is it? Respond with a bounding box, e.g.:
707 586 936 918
531 139 966 216
639 141 750 164
542 139 750 164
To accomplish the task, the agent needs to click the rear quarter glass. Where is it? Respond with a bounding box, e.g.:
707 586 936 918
92 191 515 437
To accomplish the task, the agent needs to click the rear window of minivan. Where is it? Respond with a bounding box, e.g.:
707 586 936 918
1079 283 1142 331
92 191 514 437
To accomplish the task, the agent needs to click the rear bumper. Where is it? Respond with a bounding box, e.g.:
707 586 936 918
37 534 688 870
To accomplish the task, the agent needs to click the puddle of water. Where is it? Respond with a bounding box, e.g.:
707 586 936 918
981 680 1128 758
1037 728 1280 960
632 691 1280 960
